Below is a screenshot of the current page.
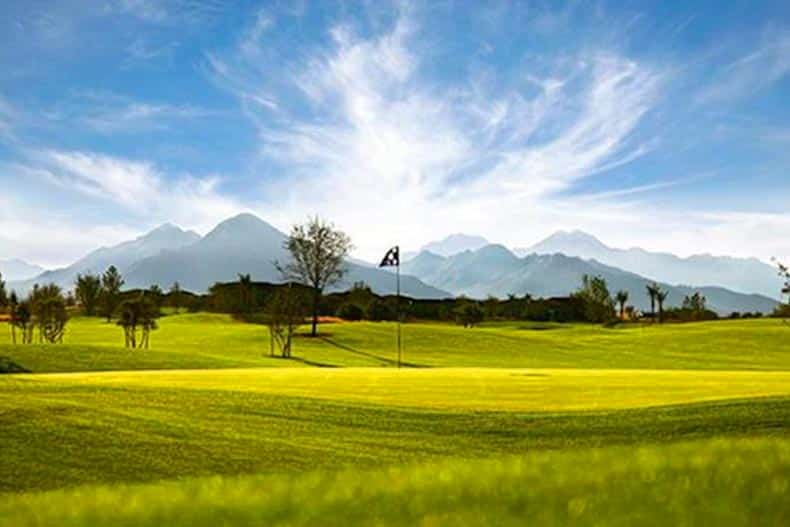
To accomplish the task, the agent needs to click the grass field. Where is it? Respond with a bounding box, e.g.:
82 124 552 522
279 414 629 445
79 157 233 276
1 314 789 525
1 313 789 371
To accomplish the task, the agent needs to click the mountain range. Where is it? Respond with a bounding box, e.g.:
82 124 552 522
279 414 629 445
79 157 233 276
402 244 779 315
515 230 782 300
0 259 46 281
6 217 782 313
8 214 449 299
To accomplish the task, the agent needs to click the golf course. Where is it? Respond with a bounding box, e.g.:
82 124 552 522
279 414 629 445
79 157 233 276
1 314 789 525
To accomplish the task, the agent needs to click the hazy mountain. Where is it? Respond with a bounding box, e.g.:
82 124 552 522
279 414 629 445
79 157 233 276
9 224 201 294
516 230 782 300
0 259 46 281
419 234 490 257
403 245 779 314
124 213 449 298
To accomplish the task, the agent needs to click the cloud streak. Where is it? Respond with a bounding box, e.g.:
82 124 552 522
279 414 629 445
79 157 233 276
208 7 663 259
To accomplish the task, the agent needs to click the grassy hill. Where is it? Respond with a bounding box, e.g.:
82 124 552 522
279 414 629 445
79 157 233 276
2 314 789 525
1 314 789 372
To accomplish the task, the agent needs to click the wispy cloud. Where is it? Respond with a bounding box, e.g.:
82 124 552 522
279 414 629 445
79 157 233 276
22 149 243 232
208 6 664 258
696 27 790 104
46 91 214 134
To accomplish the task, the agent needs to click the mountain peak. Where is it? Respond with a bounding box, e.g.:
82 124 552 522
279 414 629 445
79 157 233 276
420 233 490 257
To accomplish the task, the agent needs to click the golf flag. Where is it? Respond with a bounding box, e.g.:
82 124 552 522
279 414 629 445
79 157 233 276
379 246 400 268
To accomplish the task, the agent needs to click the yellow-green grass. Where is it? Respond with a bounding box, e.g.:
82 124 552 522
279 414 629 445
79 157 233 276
17 367 790 412
2 367 790 493
1 314 789 372
2 437 789 526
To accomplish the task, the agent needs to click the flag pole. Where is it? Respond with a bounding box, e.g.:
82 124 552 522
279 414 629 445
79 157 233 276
396 250 401 369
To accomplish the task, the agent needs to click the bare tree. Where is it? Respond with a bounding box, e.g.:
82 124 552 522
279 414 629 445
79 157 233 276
277 217 352 337
265 287 307 358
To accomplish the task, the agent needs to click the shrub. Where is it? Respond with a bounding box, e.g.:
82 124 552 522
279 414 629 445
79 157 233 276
337 303 364 321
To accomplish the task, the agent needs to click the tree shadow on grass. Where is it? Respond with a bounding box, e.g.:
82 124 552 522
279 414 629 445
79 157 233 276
0 356 31 374
319 337 428 368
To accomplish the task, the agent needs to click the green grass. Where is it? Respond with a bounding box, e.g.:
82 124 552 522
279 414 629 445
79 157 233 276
2 368 790 493
1 314 789 525
1 437 789 526
1 314 789 372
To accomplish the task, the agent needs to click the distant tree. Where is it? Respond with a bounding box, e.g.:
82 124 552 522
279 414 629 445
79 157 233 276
265 287 306 358
10 300 33 344
615 290 629 319
169 282 183 313
646 282 660 321
277 217 352 337
454 299 484 328
337 302 364 321
366 298 396 321
483 295 501 320
100 266 125 322
237 274 254 315
656 288 669 323
31 285 68 343
772 259 790 320
682 292 706 312
75 273 102 316
7 291 18 343
116 295 158 349
0 272 7 312
147 284 164 312
573 275 615 323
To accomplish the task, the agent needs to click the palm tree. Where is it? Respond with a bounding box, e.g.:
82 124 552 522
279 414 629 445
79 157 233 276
615 290 629 319
646 282 660 321
656 288 669 323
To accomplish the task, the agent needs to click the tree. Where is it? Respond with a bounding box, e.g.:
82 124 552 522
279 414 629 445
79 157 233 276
169 282 183 313
100 266 125 322
7 291 18 344
265 287 306 358
116 295 159 349
646 282 660 321
615 290 629 320
656 288 669 323
483 295 501 320
277 217 352 337
454 299 484 328
75 273 102 316
772 259 790 320
147 284 164 312
10 301 33 344
573 275 615 323
29 284 68 343
237 274 254 315
0 272 7 312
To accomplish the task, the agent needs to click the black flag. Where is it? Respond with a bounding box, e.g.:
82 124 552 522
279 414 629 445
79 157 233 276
379 246 399 267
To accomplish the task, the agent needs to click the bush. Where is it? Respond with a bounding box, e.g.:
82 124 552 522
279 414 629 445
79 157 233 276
337 303 364 321
367 299 397 321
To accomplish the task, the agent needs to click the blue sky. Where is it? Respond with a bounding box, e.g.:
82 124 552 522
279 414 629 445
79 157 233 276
1 0 789 267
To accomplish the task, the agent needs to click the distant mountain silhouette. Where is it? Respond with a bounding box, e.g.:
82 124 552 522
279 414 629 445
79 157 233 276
0 258 45 281
402 244 779 314
419 233 490 257
11 213 449 299
516 230 783 300
9 224 200 294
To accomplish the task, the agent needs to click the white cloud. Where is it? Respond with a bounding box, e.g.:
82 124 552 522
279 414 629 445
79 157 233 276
27 150 244 233
208 8 665 261
696 28 790 104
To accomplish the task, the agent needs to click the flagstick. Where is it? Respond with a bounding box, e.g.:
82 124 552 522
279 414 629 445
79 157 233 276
396 256 401 369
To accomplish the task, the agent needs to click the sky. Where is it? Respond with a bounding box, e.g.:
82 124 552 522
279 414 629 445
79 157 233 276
1 0 789 267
